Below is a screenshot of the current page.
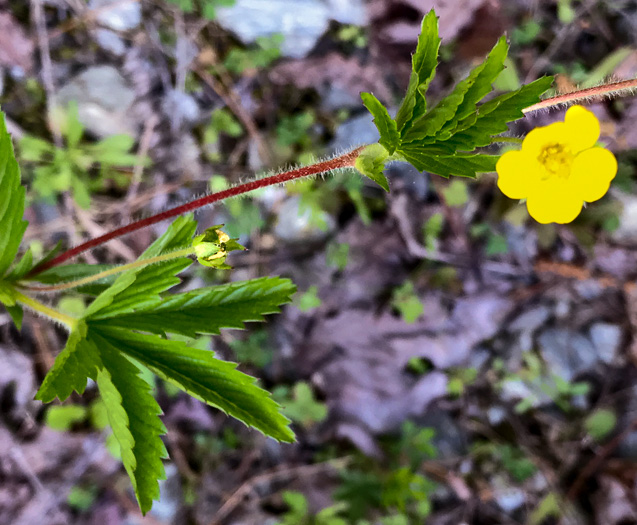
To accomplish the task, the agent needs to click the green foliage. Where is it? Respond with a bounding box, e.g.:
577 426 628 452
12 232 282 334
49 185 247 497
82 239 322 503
422 213 444 253
273 381 328 427
358 10 552 185
276 491 348 525
67 484 98 512
20 103 141 208
326 242 350 271
228 329 274 368
585 408 617 441
441 179 469 208
45 404 87 431
224 34 283 74
0 113 27 278
391 281 424 324
165 0 235 20
447 367 478 397
297 285 322 312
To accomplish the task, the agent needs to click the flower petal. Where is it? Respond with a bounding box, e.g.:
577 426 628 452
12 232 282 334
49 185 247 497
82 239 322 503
563 105 600 153
569 147 617 202
496 150 539 199
526 179 583 224
521 122 567 158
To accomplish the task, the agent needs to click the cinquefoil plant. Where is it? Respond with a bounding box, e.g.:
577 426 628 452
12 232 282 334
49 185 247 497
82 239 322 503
1 10 632 514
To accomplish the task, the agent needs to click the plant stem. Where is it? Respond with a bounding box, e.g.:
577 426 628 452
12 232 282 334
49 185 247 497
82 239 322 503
20 247 195 292
524 78 637 114
14 289 77 330
28 147 365 277
491 136 523 144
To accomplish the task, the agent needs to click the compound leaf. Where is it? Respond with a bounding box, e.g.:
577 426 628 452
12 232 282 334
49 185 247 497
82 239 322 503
403 36 508 142
440 76 554 151
92 276 296 337
92 326 294 443
396 10 440 132
86 216 196 319
94 340 167 515
35 321 101 402
361 92 400 154
0 112 27 277
399 149 498 178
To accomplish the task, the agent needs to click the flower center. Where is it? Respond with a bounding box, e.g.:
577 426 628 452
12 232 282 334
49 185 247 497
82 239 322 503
537 143 574 179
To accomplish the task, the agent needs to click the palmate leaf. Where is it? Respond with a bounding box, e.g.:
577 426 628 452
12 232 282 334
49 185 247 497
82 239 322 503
395 10 440 133
437 76 554 151
360 93 399 154
91 325 295 443
86 215 195 319
398 149 498 178
35 321 102 402
91 276 296 337
403 36 508 143
94 340 167 515
0 112 28 278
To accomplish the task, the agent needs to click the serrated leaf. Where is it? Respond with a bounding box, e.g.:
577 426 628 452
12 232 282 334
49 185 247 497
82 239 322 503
399 149 498 178
438 76 554 151
354 143 390 192
35 321 102 402
92 276 296 337
86 216 196 319
361 93 400 154
6 304 23 330
92 326 294 442
95 341 167 514
395 10 440 132
6 248 34 281
0 112 28 277
403 37 508 142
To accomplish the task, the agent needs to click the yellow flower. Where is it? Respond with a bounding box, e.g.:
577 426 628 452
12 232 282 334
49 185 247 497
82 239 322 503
496 105 617 224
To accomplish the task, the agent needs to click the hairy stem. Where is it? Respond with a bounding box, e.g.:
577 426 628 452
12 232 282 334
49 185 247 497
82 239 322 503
28 147 365 277
524 78 637 114
14 289 77 330
21 247 195 292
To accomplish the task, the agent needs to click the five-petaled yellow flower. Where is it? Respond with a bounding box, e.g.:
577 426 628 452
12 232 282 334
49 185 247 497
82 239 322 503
496 105 617 224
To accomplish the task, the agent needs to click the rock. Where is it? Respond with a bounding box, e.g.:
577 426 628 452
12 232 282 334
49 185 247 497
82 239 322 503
325 0 367 25
56 66 138 138
161 90 201 130
274 195 336 244
500 378 550 408
93 29 127 56
589 323 623 364
149 465 181 523
611 194 637 246
494 485 526 513
508 305 551 333
89 0 142 31
537 328 598 381
331 113 380 152
216 0 331 59
0 346 35 409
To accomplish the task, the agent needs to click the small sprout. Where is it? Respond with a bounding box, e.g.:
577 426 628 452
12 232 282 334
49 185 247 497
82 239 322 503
193 225 245 268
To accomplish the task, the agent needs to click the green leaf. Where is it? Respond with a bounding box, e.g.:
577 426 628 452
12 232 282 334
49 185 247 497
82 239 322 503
585 408 617 441
35 321 102 402
439 76 554 151
34 263 117 295
395 10 440 132
403 37 508 142
354 143 390 192
45 404 87 431
0 112 28 277
6 247 34 281
398 150 498 178
86 216 196 319
360 93 399 154
95 342 167 514
92 276 295 337
6 304 23 330
92 326 294 442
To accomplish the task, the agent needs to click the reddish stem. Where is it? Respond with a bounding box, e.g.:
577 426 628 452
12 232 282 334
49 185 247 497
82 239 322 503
28 147 365 277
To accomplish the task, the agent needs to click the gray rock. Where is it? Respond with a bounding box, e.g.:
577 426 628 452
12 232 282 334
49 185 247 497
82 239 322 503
589 323 623 364
500 378 549 408
331 113 380 152
325 0 367 24
611 193 637 246
274 195 336 244
508 305 551 333
494 486 526 513
89 0 142 31
56 65 137 138
0 346 36 408
216 0 330 59
538 328 598 381
149 465 181 523
161 90 201 130
93 28 127 56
